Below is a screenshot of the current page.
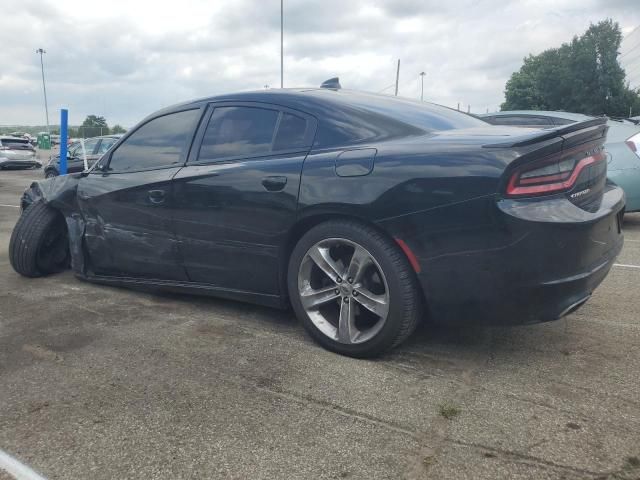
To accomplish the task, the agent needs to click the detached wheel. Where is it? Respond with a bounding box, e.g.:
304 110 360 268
9 201 70 278
288 220 422 358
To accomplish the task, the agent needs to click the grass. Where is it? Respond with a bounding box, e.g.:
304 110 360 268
438 402 461 420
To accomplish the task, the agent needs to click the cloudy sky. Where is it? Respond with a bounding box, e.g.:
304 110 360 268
1 0 639 127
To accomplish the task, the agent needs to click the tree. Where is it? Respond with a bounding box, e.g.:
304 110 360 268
79 115 109 137
111 124 127 134
502 20 640 117
81 115 108 128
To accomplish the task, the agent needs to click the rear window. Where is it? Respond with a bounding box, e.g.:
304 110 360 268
310 91 486 148
552 117 576 126
1 138 30 146
485 115 552 126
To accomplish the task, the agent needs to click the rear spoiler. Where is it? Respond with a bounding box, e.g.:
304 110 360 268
484 117 608 148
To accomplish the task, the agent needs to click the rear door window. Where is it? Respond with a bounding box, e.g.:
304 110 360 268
198 106 279 161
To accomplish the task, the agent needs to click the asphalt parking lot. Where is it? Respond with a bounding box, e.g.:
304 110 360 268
0 164 639 479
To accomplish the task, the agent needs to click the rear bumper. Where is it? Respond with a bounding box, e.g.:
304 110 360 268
399 185 625 326
0 158 42 169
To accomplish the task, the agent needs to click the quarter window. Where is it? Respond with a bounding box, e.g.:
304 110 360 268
273 113 308 150
199 106 279 161
109 109 199 172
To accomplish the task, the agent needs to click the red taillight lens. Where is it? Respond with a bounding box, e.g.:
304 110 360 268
506 150 605 197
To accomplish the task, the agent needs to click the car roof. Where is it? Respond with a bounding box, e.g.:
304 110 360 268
479 110 595 122
158 88 432 113
150 88 485 133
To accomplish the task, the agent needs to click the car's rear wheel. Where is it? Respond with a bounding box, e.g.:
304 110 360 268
288 220 422 358
9 201 70 278
45 171 57 178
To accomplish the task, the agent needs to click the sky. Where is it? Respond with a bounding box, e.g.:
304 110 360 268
1 0 639 127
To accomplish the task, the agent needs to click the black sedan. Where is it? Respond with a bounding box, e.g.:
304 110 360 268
8 86 625 357
44 135 121 178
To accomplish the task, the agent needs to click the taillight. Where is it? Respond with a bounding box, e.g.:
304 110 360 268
506 150 605 197
626 132 640 158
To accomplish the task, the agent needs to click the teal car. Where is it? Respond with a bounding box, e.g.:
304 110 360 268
479 110 640 213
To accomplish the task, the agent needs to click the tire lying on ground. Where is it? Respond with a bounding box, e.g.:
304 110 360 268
9 201 70 278
288 220 422 358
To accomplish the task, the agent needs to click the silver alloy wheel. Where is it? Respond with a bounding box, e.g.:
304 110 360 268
298 238 390 344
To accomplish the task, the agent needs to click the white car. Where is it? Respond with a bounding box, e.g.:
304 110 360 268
0 136 41 169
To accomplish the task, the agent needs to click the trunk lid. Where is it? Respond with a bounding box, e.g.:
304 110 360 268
489 118 609 212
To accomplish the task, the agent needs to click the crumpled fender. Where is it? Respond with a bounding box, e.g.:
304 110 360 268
20 175 87 275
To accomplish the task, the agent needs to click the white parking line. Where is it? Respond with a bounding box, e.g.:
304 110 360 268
0 449 47 480
614 263 640 269
0 204 19 208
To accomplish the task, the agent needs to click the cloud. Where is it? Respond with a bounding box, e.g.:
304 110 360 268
1 0 639 126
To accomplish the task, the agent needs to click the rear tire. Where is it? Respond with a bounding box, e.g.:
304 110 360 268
9 202 70 278
288 220 422 358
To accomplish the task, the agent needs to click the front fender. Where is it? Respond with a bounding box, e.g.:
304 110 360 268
20 175 87 274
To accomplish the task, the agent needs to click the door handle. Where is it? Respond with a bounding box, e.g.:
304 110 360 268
148 189 165 204
261 176 287 192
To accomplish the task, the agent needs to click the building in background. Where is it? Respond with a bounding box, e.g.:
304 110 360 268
621 26 640 90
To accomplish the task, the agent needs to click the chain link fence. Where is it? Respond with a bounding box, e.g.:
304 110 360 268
70 126 112 138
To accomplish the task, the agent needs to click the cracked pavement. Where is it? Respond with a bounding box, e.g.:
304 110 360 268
0 166 639 479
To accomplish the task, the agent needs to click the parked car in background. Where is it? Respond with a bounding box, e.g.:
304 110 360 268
44 135 121 178
0 136 41 169
50 134 61 145
8 132 36 146
8 87 624 357
479 110 640 213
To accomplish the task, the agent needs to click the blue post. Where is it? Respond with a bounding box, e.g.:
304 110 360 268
59 109 68 175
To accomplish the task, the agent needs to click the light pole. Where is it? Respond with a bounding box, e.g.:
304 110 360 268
419 71 426 101
280 0 284 88
36 48 50 134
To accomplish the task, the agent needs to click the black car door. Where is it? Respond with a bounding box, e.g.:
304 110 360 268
172 102 317 295
77 108 203 280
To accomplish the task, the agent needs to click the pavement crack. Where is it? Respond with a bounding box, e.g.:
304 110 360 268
250 382 421 440
447 438 613 478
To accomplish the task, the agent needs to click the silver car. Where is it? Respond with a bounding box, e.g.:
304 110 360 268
0 136 41 169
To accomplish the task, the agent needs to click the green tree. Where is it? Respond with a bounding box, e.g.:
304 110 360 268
502 19 640 117
111 124 127 134
80 115 109 137
81 115 108 128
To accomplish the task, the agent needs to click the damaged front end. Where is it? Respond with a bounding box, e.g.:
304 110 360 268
20 175 87 275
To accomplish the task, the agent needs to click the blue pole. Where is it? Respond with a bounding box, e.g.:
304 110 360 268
59 109 68 175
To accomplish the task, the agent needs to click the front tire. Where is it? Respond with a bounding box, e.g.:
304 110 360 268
9 202 70 278
288 220 422 358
